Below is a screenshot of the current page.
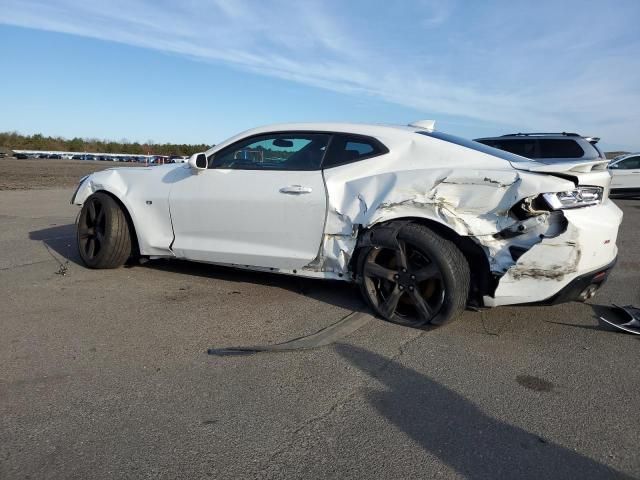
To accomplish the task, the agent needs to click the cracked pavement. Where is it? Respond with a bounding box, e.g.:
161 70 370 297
1 188 639 479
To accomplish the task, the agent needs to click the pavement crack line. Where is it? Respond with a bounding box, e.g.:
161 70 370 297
255 329 427 475
0 259 54 271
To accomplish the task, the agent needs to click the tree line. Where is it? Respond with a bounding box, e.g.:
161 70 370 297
0 131 211 156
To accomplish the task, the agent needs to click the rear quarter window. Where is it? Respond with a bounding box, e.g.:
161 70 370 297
322 134 388 168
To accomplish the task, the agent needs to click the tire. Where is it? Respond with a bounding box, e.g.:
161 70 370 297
77 192 132 269
357 222 470 328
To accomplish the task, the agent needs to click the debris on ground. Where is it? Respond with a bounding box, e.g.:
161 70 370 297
207 311 372 356
55 261 69 276
42 243 70 276
600 304 640 335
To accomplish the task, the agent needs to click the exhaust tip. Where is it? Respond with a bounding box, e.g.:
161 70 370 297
578 284 599 302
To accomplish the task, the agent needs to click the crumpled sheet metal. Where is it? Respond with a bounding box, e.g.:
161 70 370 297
312 165 575 277
483 224 581 306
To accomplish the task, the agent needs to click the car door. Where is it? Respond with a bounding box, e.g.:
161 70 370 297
610 156 640 190
168 132 330 270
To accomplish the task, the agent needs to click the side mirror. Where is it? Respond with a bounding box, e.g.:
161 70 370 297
188 153 207 170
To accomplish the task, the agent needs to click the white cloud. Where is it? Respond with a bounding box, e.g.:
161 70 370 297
1 0 639 148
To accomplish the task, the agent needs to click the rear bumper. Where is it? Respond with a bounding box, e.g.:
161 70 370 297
484 199 622 307
526 257 617 305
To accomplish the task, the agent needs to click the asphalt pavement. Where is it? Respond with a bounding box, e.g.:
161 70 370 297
1 188 639 479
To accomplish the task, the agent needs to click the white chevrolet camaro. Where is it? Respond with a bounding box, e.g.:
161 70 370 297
71 122 622 328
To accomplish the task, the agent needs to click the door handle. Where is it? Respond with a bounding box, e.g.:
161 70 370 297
279 185 313 194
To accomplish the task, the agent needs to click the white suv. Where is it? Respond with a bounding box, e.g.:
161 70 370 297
474 132 606 164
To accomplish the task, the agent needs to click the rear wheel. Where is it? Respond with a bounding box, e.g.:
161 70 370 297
77 192 132 269
358 223 469 328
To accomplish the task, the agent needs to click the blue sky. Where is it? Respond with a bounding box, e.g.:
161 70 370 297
1 0 639 151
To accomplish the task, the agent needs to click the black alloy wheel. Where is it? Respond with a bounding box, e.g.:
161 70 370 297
77 192 132 269
359 223 469 328
78 196 106 261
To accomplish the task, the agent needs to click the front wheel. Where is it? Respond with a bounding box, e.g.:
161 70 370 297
357 223 470 328
77 192 132 269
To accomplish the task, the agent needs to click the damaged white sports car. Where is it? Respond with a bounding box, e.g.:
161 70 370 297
71 122 622 327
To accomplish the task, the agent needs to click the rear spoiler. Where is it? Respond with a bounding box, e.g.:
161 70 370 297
583 136 600 144
512 159 609 174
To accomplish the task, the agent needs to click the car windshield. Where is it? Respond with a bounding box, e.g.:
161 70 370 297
416 130 538 163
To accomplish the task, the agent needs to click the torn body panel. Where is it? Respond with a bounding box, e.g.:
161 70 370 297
309 135 620 306
313 140 574 276
484 199 621 306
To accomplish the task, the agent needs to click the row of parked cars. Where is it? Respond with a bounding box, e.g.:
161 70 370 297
13 152 189 164
14 152 66 159
473 132 639 197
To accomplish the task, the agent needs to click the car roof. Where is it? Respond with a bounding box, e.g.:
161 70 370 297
206 122 427 154
228 122 419 137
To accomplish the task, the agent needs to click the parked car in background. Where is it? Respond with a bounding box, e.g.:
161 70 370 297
474 132 605 164
609 153 640 196
15 153 29 159
148 155 170 165
71 121 621 328
168 155 189 163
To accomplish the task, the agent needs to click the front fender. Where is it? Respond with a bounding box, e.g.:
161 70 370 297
71 168 177 257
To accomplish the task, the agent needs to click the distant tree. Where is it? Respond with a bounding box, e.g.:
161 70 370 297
0 131 211 156
68 137 84 152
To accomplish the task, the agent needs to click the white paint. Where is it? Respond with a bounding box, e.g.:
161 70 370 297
168 168 327 269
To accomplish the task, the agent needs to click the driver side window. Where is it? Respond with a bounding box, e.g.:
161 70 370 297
209 133 330 171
